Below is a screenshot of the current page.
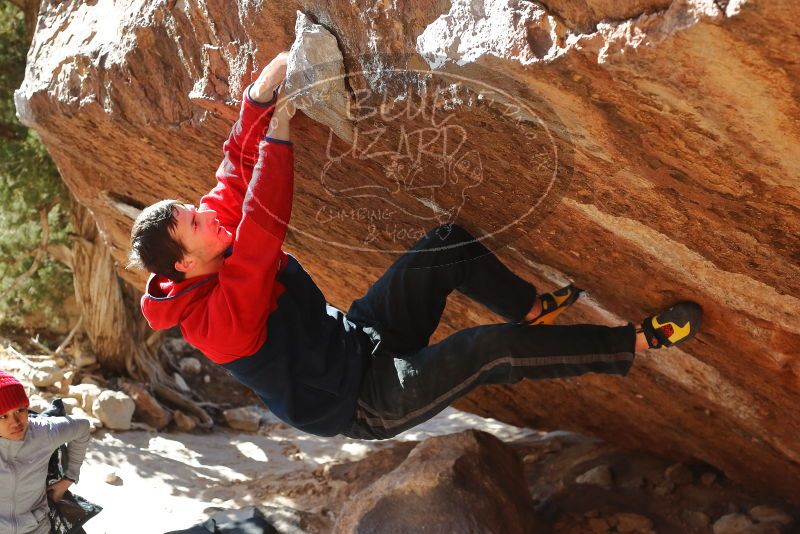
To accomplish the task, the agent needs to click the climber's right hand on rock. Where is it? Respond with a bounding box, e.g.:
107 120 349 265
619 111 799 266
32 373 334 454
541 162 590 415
249 51 289 103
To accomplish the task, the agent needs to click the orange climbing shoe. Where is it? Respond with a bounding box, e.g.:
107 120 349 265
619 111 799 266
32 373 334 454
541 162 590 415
639 301 702 349
525 284 584 325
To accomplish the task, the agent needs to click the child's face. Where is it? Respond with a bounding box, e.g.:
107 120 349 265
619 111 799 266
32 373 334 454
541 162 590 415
171 204 234 269
0 406 29 441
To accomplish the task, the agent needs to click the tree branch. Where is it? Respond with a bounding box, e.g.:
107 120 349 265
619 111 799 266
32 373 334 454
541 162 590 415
153 383 214 430
28 334 54 355
55 315 83 355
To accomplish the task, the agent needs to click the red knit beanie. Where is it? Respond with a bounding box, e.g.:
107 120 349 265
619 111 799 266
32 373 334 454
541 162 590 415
0 370 29 415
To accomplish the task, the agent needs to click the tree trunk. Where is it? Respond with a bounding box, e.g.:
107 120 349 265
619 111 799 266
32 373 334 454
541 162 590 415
70 203 167 382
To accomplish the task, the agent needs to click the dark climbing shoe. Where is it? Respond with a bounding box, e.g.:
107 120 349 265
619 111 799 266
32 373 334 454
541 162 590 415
525 284 584 325
639 301 702 349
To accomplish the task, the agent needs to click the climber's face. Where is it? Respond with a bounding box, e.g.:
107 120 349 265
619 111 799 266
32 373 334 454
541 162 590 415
0 405 29 441
170 204 234 277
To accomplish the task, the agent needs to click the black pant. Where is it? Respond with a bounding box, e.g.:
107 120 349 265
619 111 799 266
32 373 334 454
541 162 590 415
343 225 636 440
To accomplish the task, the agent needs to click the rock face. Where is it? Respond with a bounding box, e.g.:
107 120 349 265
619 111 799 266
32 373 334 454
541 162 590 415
14 0 800 505
334 430 543 532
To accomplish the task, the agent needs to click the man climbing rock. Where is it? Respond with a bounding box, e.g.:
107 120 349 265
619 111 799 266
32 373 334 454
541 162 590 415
128 52 702 440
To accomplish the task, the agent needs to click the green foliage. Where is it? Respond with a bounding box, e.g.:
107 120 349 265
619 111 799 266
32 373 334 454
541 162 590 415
0 2 73 330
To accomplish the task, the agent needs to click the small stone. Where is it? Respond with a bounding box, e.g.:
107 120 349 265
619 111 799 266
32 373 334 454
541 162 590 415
178 357 202 375
173 373 190 392
576 465 614 489
748 505 794 526
713 513 753 534
614 513 653 533
105 472 123 486
92 390 135 430
55 357 66 367
223 406 262 432
25 362 64 387
682 510 710 529
174 410 197 432
665 463 693 486
701 472 718 486
203 374 211 384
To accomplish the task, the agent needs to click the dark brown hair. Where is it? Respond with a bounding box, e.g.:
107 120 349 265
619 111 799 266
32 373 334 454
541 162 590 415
128 199 186 282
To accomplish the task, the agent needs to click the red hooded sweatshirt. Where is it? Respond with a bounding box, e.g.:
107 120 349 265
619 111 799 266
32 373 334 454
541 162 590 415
141 88 292 364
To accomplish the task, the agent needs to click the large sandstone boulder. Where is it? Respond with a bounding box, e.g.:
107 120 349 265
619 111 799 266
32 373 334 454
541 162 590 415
14 0 800 505
335 430 543 532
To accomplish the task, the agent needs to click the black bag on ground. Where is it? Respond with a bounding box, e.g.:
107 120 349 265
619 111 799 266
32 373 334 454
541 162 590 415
47 491 102 534
31 399 103 534
164 507 279 534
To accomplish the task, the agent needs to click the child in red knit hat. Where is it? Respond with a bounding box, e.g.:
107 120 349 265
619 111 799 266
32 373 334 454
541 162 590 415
0 369 92 534
0 369 31 440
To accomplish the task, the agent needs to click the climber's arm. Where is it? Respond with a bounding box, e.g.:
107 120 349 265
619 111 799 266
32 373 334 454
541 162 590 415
199 53 288 228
